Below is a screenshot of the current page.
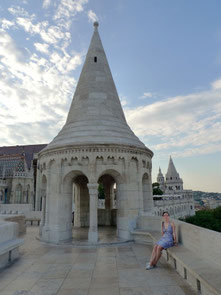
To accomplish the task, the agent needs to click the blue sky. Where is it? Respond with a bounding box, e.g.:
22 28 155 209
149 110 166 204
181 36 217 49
0 0 221 193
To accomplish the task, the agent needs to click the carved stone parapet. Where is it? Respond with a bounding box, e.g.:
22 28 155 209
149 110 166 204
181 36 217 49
38 144 153 161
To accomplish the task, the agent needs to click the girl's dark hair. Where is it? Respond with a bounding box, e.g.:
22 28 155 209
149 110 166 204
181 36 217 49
162 211 170 216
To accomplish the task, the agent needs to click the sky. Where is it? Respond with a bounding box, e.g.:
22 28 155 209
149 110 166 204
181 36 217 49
0 0 221 193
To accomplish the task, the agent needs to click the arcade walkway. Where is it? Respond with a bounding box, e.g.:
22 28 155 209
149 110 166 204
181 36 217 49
0 227 197 295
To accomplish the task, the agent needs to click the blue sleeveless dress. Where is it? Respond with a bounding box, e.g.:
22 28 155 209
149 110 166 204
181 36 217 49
156 222 174 249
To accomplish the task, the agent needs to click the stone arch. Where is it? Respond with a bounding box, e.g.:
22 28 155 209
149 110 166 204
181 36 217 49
97 168 125 238
62 170 90 240
107 156 115 165
170 207 174 216
96 156 104 165
15 184 22 204
142 173 152 212
97 168 123 185
130 157 138 171
70 156 79 166
24 184 30 203
0 189 4 203
97 174 116 227
40 174 47 231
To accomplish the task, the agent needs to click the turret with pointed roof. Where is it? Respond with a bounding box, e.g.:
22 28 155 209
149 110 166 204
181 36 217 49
157 167 165 191
37 23 153 244
165 156 183 193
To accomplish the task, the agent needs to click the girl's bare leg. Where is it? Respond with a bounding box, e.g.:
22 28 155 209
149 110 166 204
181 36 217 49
152 245 163 266
149 245 158 266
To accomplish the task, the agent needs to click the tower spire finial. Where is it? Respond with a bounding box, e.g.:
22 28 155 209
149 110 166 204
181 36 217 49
93 21 99 31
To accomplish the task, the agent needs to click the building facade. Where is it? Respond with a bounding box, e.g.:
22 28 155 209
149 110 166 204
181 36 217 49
154 156 195 218
0 145 46 208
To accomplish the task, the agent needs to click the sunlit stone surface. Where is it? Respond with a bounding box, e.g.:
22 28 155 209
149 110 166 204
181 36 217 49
0 227 197 295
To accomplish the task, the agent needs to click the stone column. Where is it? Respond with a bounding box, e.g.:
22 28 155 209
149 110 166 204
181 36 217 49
74 184 81 227
35 169 41 210
39 195 46 236
87 183 98 243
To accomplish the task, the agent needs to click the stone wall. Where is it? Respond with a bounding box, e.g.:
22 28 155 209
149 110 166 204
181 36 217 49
0 215 26 235
0 204 33 214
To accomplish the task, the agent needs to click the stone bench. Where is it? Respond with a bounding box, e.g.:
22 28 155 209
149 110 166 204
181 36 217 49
0 238 24 269
0 221 24 270
25 218 41 226
131 229 221 295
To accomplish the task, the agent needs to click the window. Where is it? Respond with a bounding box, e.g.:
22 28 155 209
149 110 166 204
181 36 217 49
94 56 97 62
15 185 22 204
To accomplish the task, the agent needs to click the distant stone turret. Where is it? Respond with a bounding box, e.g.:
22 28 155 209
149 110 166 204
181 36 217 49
164 156 183 193
157 167 165 191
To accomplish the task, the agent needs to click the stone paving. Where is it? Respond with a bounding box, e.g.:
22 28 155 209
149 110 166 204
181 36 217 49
0 227 197 295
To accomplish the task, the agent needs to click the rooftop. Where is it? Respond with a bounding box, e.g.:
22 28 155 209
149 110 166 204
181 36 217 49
0 227 197 295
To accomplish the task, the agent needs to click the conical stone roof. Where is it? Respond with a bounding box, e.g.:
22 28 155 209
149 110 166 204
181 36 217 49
43 22 152 154
165 156 181 180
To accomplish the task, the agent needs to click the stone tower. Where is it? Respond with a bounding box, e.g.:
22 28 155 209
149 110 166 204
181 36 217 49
165 156 183 193
157 167 165 192
36 22 154 244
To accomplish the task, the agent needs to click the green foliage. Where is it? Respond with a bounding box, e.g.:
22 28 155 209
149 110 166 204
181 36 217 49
183 206 221 232
98 183 105 199
152 182 163 195
153 187 164 195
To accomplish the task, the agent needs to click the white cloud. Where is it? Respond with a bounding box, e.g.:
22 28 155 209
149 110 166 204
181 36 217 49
34 43 49 54
211 77 221 89
54 0 88 21
125 84 221 157
8 5 34 19
119 94 128 106
87 10 98 23
43 0 51 9
0 29 81 145
1 19 15 29
140 92 153 99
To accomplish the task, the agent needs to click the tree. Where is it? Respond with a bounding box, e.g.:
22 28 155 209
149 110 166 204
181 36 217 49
182 206 221 233
152 182 163 195
98 183 105 199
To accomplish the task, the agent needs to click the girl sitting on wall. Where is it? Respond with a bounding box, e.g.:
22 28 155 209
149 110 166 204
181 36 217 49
146 211 177 270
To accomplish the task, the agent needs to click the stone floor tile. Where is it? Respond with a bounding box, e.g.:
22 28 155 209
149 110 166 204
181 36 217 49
120 287 151 295
118 269 149 288
41 264 72 279
71 262 95 271
29 278 64 295
143 273 189 287
66 269 92 280
92 269 118 278
3 277 38 292
61 277 91 289
148 285 195 295
93 264 117 273
89 287 120 295
57 289 88 295
90 276 119 289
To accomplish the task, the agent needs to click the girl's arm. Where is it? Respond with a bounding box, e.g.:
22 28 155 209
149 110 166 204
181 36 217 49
161 222 164 236
172 222 177 244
